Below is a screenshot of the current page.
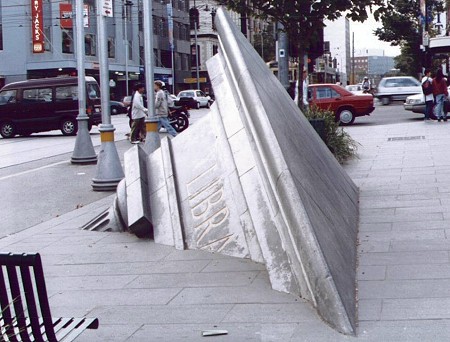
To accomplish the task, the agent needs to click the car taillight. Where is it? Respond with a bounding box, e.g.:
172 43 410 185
86 106 93 115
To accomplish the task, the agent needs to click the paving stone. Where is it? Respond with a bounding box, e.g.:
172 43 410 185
128 323 299 342
49 288 181 308
359 279 450 299
201 258 266 273
75 324 142 342
222 303 318 323
358 266 386 281
44 260 211 277
89 304 234 324
358 299 382 321
359 223 392 232
392 220 449 231
386 263 450 280
360 212 443 224
360 229 445 242
169 286 299 305
359 251 449 266
358 240 391 253
390 239 450 252
45 274 138 292
381 298 450 320
164 249 229 261
127 271 259 289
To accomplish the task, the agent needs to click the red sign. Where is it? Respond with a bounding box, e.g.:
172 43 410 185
31 0 44 53
59 3 73 29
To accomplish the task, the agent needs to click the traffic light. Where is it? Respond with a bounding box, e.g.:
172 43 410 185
189 8 200 30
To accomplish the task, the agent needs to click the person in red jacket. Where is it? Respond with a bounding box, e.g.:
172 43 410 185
432 69 449 122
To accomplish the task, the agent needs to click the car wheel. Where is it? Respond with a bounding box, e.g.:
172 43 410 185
111 106 118 115
206 101 211 109
61 118 78 136
381 97 391 105
196 102 200 110
0 122 16 138
171 113 189 133
338 108 355 126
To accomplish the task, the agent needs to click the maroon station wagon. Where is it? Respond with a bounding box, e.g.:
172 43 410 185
308 84 375 125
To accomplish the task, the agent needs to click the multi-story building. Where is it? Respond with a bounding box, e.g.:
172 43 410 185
0 0 191 97
351 55 395 85
324 17 351 84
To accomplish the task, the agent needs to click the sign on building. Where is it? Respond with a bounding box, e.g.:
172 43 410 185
102 0 113 17
59 3 73 29
31 0 44 53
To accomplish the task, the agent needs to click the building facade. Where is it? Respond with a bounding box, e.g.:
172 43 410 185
324 17 351 84
0 0 191 97
351 55 395 85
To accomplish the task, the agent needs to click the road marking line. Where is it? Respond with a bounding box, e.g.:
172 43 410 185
0 160 69 181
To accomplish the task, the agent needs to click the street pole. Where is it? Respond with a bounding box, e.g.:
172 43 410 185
143 0 161 154
352 32 355 84
124 2 130 96
194 21 200 90
168 1 175 94
71 0 97 164
277 23 289 89
92 0 124 191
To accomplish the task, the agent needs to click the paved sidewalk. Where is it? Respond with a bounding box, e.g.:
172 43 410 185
2 120 450 341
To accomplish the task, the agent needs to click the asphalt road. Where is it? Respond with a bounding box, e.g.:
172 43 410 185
353 99 424 126
0 108 208 239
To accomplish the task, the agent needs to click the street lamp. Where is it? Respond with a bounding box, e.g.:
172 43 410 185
124 1 133 97
190 2 215 91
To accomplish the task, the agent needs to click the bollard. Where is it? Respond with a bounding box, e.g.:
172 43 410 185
91 125 124 191
71 117 97 164
143 117 161 155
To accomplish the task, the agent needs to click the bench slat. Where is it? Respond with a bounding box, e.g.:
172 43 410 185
0 253 98 342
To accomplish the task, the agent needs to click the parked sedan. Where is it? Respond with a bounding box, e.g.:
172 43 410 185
176 90 211 109
110 101 128 115
308 84 375 125
403 86 450 115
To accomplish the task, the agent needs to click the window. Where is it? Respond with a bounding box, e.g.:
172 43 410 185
55 86 78 101
87 83 100 99
62 30 74 53
128 40 132 60
0 90 17 105
213 45 218 55
23 88 53 103
44 26 51 51
108 38 115 58
85 34 96 56
316 87 339 99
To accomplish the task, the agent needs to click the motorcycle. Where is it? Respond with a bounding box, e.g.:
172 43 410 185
168 105 190 133
127 104 189 135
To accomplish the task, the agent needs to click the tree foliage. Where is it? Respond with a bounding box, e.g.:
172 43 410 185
216 0 387 108
374 0 444 76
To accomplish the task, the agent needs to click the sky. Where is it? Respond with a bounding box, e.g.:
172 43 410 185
351 13 401 57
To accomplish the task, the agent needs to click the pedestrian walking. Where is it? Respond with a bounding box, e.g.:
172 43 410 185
421 69 434 122
130 83 148 144
432 69 448 122
154 81 177 137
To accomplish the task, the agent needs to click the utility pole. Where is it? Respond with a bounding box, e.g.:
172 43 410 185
167 1 175 94
71 0 97 164
142 0 161 154
92 0 124 191
277 23 289 89
352 32 355 84
124 1 133 96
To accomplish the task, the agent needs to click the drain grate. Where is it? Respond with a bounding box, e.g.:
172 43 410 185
388 136 425 142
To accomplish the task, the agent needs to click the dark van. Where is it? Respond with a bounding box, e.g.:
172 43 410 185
0 76 102 138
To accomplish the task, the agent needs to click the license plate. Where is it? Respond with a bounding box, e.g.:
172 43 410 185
95 108 100 113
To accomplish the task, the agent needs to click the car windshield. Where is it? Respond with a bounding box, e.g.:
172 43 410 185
0 90 17 105
179 91 194 98
87 83 100 99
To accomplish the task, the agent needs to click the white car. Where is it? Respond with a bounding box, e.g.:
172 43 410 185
176 90 211 109
404 86 450 114
376 76 422 105
345 84 364 95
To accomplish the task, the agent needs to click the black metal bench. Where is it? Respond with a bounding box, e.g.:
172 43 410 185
0 253 99 341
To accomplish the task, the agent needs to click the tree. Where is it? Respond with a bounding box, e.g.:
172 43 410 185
374 0 444 77
216 0 387 109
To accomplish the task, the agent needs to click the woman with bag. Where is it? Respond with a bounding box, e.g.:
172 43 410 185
432 69 448 122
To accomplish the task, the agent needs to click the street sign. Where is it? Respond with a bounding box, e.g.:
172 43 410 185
184 77 207 84
101 0 113 17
